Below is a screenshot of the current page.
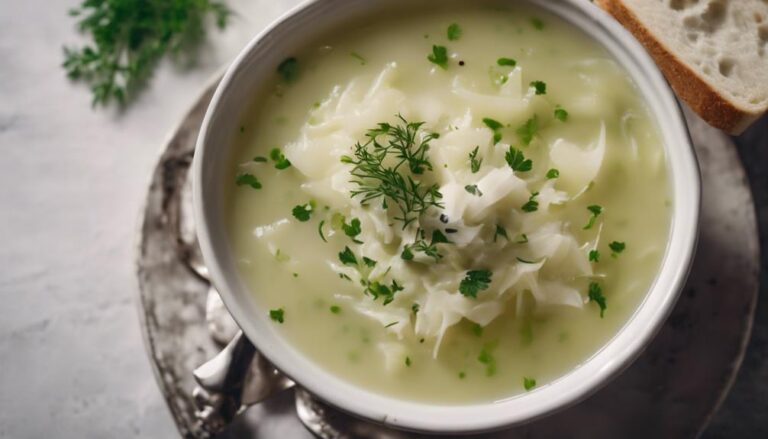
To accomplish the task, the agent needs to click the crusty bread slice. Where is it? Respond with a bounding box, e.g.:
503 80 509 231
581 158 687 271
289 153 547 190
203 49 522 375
595 0 768 134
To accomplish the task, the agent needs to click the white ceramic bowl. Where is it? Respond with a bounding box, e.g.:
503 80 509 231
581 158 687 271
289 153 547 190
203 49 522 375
193 0 700 433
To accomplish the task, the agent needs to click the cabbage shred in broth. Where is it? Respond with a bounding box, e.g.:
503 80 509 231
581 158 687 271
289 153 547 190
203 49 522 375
227 4 670 403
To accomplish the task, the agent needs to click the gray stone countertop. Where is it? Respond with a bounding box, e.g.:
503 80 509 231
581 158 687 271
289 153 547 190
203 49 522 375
0 0 765 437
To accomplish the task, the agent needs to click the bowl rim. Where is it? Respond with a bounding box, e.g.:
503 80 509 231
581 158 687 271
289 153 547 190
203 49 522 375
193 0 701 433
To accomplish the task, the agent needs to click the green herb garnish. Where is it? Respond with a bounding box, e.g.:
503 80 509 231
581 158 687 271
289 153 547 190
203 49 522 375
235 173 262 189
583 205 603 230
269 147 292 169
554 106 569 121
405 356 412 367
521 192 540 213
342 217 362 243
350 52 367 65
384 321 398 328
494 225 509 242
531 17 545 30
318 220 327 242
478 342 497 376
609 241 626 256
523 377 537 391
497 57 517 67
362 256 377 268
447 23 462 41
588 282 607 318
546 168 560 179
366 279 403 305
269 308 285 323
402 229 451 262
516 116 539 146
63 0 231 106
505 147 533 172
338 246 358 266
428 45 449 69
589 249 600 262
412 303 420 314
292 201 315 222
330 305 341 314
277 57 299 82
341 115 443 228
459 270 492 298
464 184 483 196
482 117 504 144
471 323 484 337
253 156 268 163
530 81 547 95
469 146 482 173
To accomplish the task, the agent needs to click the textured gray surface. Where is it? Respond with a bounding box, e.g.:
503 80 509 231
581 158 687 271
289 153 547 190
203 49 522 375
0 0 766 438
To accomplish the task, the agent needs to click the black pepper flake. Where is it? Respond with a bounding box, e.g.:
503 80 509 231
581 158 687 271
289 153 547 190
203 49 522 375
439 214 450 224
459 60 465 66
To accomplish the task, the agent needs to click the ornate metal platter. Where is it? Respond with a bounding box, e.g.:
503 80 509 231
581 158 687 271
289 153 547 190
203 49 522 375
136 78 759 438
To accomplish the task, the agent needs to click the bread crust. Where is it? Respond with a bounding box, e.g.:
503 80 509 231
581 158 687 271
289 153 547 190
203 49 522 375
595 0 759 134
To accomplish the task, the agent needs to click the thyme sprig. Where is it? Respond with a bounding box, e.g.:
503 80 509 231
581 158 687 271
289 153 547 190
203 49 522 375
341 115 444 228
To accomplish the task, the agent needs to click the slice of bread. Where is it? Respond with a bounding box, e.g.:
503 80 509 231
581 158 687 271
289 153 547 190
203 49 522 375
595 0 768 134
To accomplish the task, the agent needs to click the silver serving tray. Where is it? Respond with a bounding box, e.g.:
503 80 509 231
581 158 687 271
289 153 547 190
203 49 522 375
136 77 760 438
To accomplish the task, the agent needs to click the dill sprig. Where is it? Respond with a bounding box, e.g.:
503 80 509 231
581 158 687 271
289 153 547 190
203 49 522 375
63 0 232 106
341 114 443 228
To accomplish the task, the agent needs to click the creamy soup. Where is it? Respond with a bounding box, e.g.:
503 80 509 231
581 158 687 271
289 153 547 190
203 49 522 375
226 3 670 403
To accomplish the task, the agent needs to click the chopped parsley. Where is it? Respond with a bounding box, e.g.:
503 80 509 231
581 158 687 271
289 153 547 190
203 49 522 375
464 184 483 196
341 115 443 228
269 308 284 323
505 147 533 172
428 45 449 69
338 246 358 266
588 282 607 318
402 229 451 262
412 303 420 314
531 17 545 30
459 371 466 379
471 323 484 337
330 305 341 314
583 205 603 230
342 217 362 243
546 168 560 179
447 23 462 41
521 192 540 213
482 117 504 144
269 147 292 169
523 377 537 391
609 241 626 256
477 342 497 376
469 146 482 173
554 106 569 121
405 356 412 367
252 156 268 163
530 80 547 95
516 116 539 146
362 256 377 268
235 173 262 189
291 201 315 222
318 220 327 242
497 57 517 67
459 270 492 298
589 249 600 262
365 279 403 305
277 57 299 83
494 225 509 242
350 52 366 65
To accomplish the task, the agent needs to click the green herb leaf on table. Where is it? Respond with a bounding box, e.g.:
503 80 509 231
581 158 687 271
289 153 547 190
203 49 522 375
428 45 449 69
459 270 493 298
63 0 232 106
